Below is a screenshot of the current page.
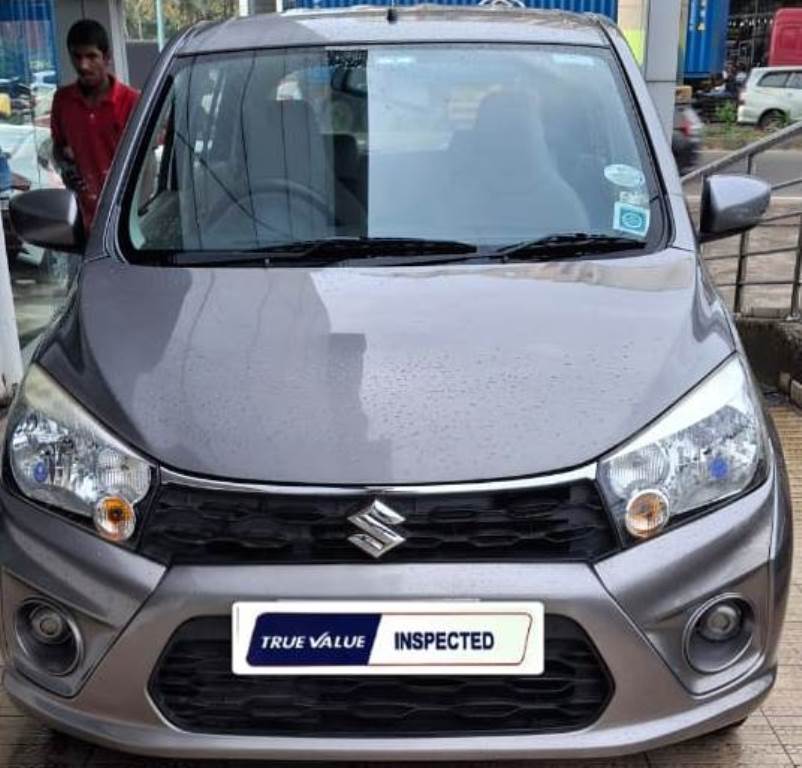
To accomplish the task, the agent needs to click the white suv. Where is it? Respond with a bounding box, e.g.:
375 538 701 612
738 66 802 129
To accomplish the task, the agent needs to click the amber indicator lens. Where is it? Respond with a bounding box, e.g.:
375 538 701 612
625 489 669 539
94 496 137 542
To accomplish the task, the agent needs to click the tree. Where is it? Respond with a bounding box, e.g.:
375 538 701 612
124 0 155 39
124 0 239 41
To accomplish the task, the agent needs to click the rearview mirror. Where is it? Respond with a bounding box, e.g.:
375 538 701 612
699 174 771 244
9 188 85 254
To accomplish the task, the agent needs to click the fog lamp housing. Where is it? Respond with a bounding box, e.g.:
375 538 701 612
685 596 754 674
15 599 82 676
698 601 743 643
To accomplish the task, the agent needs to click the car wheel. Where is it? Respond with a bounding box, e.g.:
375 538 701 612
759 110 787 131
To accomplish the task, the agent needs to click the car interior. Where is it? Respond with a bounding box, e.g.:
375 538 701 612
130 48 649 254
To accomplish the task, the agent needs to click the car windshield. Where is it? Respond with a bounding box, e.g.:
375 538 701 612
124 44 662 263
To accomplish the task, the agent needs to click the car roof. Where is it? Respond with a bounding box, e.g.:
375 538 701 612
178 6 609 55
754 66 802 74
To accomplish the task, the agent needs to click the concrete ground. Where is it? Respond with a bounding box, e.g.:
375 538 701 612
0 402 797 767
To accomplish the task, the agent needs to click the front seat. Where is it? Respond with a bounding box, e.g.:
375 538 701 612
241 99 334 242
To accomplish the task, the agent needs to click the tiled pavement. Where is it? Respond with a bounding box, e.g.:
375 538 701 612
0 406 799 768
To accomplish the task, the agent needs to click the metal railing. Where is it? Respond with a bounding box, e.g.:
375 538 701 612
682 120 802 319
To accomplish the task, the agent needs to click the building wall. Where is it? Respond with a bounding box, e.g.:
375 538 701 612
252 0 279 11
125 40 159 91
618 0 649 63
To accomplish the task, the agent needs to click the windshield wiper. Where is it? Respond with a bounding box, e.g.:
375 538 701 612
149 234 643 268
169 237 481 267
495 233 646 261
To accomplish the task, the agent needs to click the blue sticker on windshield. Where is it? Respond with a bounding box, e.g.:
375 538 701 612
614 202 650 237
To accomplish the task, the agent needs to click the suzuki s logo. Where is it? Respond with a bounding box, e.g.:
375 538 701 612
348 500 406 559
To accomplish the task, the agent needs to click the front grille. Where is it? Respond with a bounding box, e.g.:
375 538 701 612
139 480 618 564
149 616 612 737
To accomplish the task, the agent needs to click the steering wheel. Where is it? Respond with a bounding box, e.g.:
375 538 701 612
233 177 337 230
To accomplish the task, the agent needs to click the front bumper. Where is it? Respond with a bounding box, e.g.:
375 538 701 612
738 105 759 125
0 461 792 761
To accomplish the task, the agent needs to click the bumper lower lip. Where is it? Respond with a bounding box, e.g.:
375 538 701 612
0 458 792 760
3 667 776 761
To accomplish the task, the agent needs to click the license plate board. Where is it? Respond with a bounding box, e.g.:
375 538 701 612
231 601 544 676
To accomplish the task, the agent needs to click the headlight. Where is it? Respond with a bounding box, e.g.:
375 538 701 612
599 357 767 543
6 365 153 539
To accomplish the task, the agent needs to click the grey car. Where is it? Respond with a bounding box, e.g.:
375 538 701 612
0 6 793 762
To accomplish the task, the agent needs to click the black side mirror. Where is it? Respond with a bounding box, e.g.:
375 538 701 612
9 188 85 254
699 174 771 244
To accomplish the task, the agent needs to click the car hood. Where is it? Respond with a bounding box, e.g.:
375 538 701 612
40 250 734 485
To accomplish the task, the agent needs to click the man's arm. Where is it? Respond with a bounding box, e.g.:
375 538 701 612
50 91 85 191
50 90 67 171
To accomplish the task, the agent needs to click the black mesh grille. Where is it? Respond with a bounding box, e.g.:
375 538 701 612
139 480 618 564
149 616 612 737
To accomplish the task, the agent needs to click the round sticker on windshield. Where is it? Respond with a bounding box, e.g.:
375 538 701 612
604 164 646 189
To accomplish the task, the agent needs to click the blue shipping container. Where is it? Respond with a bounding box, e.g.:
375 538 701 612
287 0 617 19
684 0 730 79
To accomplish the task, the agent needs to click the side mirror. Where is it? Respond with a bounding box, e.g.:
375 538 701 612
9 188 85 253
699 174 771 244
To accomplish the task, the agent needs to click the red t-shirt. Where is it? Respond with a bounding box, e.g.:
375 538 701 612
50 76 139 228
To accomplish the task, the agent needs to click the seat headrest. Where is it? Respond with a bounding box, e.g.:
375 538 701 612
474 91 539 137
263 99 320 135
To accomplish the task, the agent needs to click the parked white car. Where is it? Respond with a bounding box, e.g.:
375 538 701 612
738 66 802 129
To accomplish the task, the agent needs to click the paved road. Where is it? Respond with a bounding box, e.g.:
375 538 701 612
687 149 802 197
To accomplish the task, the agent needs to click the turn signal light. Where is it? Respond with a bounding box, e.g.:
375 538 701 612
625 489 669 539
94 496 136 542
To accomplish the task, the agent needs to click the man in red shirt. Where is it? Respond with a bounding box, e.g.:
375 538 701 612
51 20 139 231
